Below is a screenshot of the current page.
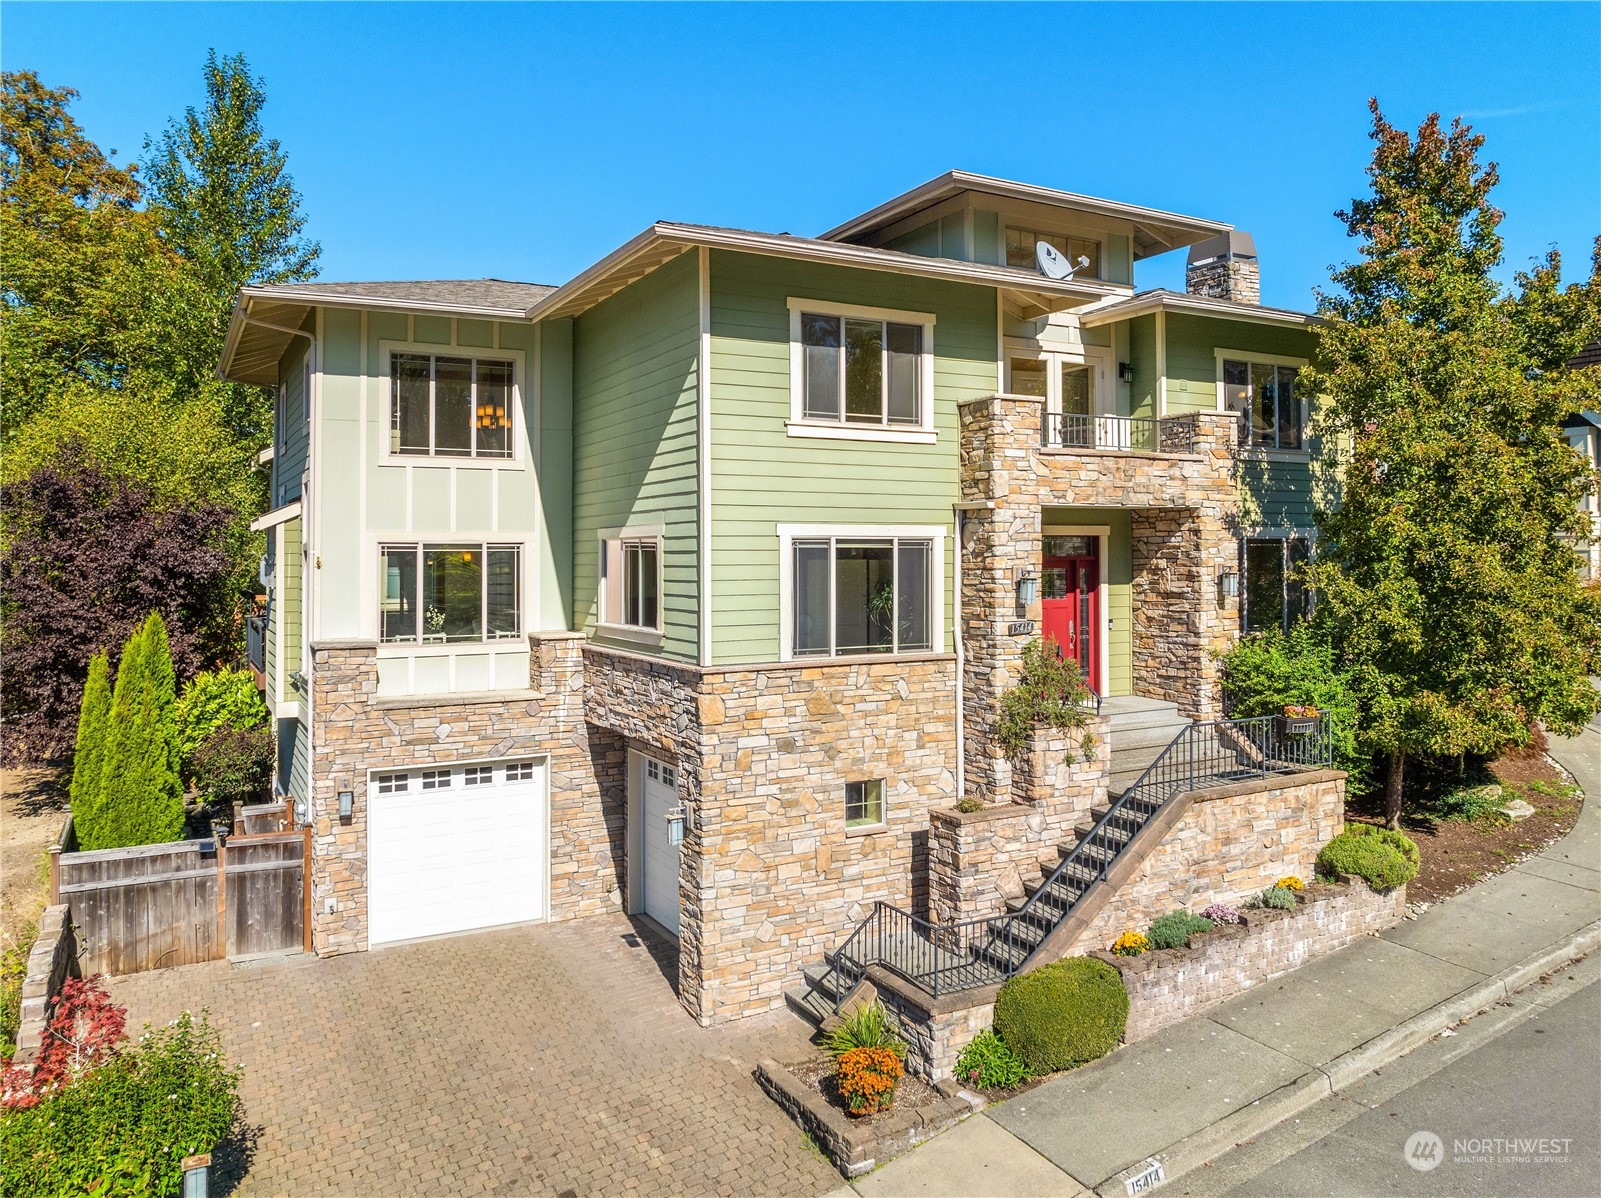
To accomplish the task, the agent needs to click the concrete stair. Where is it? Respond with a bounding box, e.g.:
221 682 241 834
1103 696 1192 797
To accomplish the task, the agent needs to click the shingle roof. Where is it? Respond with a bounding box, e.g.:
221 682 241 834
262 278 557 311
1568 339 1601 370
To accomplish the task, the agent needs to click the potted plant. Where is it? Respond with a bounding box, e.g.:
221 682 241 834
1273 703 1320 738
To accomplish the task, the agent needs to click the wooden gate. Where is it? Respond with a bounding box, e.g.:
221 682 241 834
52 816 311 976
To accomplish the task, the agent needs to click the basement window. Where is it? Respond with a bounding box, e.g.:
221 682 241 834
845 779 885 829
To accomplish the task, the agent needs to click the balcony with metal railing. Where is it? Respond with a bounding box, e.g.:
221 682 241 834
1043 411 1198 455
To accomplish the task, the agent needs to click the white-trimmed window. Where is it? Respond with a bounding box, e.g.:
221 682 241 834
782 526 943 659
600 535 662 634
845 779 885 829
1242 535 1313 634
1006 226 1101 280
389 350 515 459
1221 356 1304 450
787 300 936 440
379 543 522 644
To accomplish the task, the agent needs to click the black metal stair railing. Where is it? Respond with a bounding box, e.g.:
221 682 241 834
827 713 1333 1004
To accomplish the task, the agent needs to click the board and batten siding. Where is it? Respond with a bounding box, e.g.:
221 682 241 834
706 249 997 665
572 250 703 662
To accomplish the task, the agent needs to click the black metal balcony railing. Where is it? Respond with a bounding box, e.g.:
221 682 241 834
246 614 267 674
827 712 1334 1002
1043 412 1196 455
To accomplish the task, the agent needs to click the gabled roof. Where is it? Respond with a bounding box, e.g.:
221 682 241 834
524 221 1126 322
1077 288 1322 330
219 279 557 385
819 170 1231 259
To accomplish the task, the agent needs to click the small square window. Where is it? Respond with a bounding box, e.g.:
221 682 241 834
376 773 409 795
845 779 885 828
419 769 451 791
464 765 493 786
506 761 537 783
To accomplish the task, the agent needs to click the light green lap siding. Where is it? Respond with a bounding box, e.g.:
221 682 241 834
572 251 701 661
1239 458 1317 529
1127 315 1158 418
1043 507 1132 697
276 717 309 803
539 318 575 630
974 210 999 264
263 532 278 701
707 249 997 664
275 340 309 505
282 516 303 680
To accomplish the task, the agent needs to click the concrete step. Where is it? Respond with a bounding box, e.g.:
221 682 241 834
783 984 834 1026
1109 720 1193 755
801 963 844 1000
1101 696 1187 732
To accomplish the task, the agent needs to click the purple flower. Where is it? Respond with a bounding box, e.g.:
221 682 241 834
1202 903 1243 925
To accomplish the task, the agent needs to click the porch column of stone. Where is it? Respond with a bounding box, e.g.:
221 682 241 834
958 395 1044 803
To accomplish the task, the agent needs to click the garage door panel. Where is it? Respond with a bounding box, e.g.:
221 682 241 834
369 761 546 946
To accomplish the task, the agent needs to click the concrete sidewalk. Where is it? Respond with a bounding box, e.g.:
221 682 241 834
841 723 1600 1198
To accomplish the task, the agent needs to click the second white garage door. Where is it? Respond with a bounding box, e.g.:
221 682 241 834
368 757 547 946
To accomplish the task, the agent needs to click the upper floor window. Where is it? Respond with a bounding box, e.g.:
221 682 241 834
800 313 922 426
391 351 515 459
791 535 933 657
1006 227 1101 280
379 542 522 644
600 535 661 634
1223 358 1302 450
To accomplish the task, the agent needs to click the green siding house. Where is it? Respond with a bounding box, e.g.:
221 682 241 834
219 170 1332 1026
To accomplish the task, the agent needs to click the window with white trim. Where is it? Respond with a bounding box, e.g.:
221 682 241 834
506 760 537 782
845 779 885 828
379 543 522 644
600 536 661 632
376 773 409 795
793 536 932 657
798 311 924 427
1223 359 1302 450
464 765 493 786
390 351 515 459
1242 536 1313 634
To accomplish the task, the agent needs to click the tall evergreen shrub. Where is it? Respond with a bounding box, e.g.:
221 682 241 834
68 650 112 839
84 613 184 850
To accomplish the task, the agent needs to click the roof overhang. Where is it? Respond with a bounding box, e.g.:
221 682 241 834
820 170 1232 259
1078 289 1323 330
218 285 535 385
525 222 1122 323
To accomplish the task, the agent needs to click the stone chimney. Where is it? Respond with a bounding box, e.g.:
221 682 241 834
1186 232 1259 305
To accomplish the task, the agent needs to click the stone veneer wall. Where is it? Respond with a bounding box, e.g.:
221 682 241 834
584 645 959 1025
12 904 80 1066
1099 876 1406 1042
957 397 1240 798
928 721 1109 925
1067 771 1346 955
306 632 622 955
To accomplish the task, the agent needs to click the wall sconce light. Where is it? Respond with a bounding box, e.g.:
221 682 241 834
1015 569 1039 607
1219 571 1240 600
293 796 309 825
1118 362 1135 383
337 790 354 820
666 805 686 847
181 1153 211 1198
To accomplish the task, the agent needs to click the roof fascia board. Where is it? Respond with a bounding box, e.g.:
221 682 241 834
1079 292 1321 329
820 170 1231 244
239 285 528 320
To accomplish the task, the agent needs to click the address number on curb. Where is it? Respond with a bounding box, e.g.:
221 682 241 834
1125 1159 1166 1195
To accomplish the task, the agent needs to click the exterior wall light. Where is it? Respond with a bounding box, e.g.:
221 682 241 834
1219 571 1240 599
181 1154 211 1198
294 796 309 825
1118 362 1135 383
1015 570 1039 607
337 790 354 820
666 805 686 847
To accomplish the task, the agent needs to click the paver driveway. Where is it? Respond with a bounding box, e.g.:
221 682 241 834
107 914 842 1197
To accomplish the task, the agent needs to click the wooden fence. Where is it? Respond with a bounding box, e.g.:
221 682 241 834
50 813 311 976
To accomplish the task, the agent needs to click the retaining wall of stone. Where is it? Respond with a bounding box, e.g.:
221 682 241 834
12 904 80 1066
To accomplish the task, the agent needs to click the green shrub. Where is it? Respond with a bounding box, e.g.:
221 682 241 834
173 669 268 773
995 640 1093 757
1253 885 1297 910
954 1029 1028 1090
824 1001 906 1061
1434 783 1510 826
0 1011 240 1198
955 797 984 814
78 613 184 851
189 725 274 806
1315 826 1420 891
1146 911 1216 951
1215 622 1367 790
992 957 1128 1075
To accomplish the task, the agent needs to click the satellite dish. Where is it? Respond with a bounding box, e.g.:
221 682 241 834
1035 240 1073 279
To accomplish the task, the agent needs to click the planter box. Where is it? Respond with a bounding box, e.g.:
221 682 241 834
1273 715 1319 738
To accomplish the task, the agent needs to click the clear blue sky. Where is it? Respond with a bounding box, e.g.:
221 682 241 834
5 2 1598 310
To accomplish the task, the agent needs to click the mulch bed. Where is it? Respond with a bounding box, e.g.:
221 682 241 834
787 1053 945 1128
1347 730 1584 906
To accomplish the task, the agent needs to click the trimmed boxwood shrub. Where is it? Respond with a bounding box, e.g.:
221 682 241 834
1146 911 1215 950
1316 825 1420 891
992 957 1128 1075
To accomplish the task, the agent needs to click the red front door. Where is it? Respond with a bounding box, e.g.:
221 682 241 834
1041 535 1099 687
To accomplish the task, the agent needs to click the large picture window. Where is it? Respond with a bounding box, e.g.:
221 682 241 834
601 536 661 632
1242 536 1312 634
390 352 515 459
1223 358 1302 450
792 536 932 657
799 312 923 426
379 543 522 643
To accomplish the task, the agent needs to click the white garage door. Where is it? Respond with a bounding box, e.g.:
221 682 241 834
368 757 547 946
642 757 681 936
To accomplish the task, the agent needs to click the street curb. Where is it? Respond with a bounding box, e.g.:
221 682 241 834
1088 918 1601 1197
